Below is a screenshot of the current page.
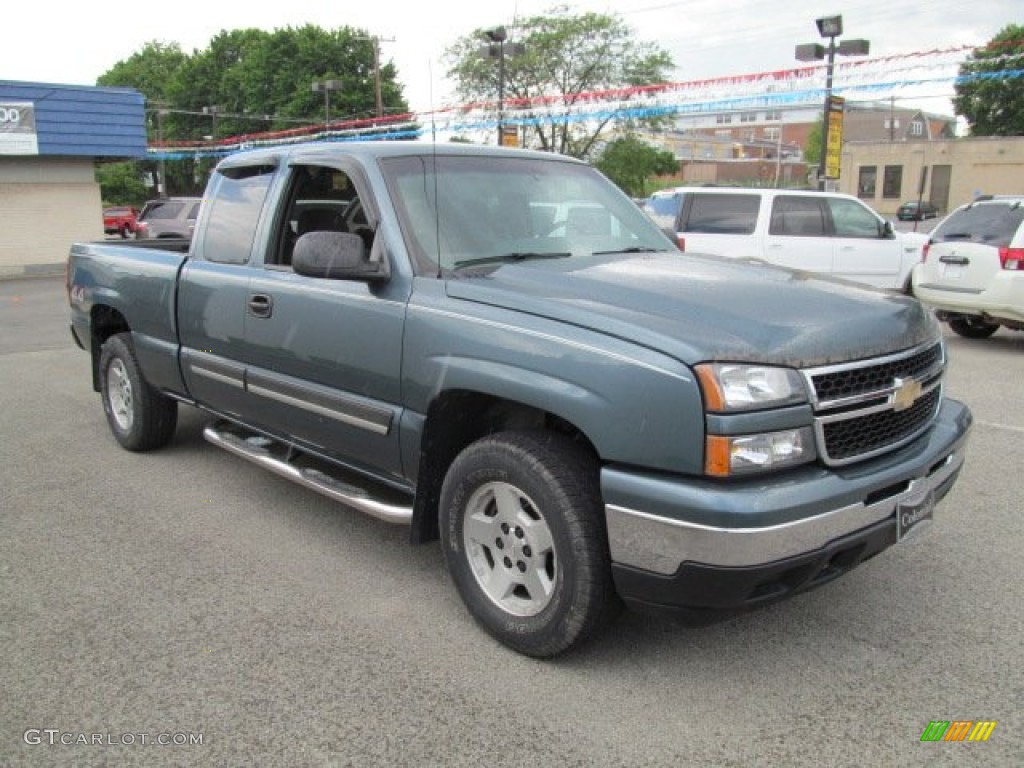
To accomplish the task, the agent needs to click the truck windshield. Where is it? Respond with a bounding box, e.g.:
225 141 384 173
380 154 672 273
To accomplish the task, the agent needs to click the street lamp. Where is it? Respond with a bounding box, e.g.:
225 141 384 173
311 80 343 126
795 15 870 189
481 26 525 146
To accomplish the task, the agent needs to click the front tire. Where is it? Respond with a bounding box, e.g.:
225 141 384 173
98 333 178 451
440 432 620 658
948 315 999 339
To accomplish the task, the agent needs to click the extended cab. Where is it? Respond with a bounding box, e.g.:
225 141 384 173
645 187 927 292
68 143 971 657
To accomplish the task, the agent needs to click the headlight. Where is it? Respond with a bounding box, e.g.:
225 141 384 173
706 428 815 477
696 363 806 412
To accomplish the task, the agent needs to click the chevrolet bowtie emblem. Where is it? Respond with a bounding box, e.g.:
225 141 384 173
892 377 923 412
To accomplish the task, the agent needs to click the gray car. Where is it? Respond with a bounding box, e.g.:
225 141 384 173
134 197 202 240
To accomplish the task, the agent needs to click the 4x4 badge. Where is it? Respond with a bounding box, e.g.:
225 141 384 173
892 377 923 412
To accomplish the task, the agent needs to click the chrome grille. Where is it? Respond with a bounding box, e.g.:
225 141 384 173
811 343 943 403
803 341 945 466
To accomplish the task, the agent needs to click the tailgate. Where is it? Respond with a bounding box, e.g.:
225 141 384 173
926 241 1002 292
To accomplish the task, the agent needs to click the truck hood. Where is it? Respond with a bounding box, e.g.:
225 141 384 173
445 252 939 368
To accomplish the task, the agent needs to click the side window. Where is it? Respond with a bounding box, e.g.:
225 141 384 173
643 194 681 229
769 196 826 236
202 165 275 265
828 198 882 238
269 165 373 267
682 194 759 234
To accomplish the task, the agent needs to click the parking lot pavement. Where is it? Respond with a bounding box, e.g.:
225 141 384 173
1 277 1020 767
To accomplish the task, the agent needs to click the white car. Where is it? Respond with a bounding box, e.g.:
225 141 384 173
644 187 927 292
912 196 1024 338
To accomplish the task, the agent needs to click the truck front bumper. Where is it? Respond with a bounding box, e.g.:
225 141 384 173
601 398 971 622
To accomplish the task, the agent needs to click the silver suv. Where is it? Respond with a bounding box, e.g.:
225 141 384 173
135 197 202 240
912 196 1024 338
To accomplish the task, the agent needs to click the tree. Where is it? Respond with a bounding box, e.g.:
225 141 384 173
96 161 148 206
594 136 678 197
96 41 188 104
803 119 823 166
446 6 673 159
953 24 1024 136
97 27 412 195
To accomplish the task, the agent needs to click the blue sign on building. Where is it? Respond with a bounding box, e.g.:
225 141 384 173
0 81 146 158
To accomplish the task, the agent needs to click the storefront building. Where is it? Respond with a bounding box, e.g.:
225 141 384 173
0 81 145 276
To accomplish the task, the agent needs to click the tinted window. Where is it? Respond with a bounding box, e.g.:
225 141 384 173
769 196 826 236
140 202 183 221
932 203 1024 247
828 198 881 238
682 194 759 234
202 168 274 265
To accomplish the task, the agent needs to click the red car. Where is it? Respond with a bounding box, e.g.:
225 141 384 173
103 206 140 238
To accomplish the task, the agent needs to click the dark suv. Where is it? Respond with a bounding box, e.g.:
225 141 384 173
135 197 202 240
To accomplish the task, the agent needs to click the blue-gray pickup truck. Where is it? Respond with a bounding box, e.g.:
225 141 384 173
68 142 972 657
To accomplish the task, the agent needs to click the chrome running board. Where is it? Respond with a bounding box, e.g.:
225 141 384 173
203 421 413 525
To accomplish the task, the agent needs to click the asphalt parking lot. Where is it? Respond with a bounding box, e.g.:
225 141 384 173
1 275 1021 767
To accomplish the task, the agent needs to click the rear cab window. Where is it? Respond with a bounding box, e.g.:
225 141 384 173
200 164 277 265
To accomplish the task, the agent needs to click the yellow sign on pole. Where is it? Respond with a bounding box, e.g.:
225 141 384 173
825 95 845 179
500 125 519 148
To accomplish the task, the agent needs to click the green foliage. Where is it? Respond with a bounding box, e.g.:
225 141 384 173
96 26 411 194
446 6 673 159
953 24 1024 136
803 119 823 166
96 161 148 206
594 136 678 197
96 41 187 104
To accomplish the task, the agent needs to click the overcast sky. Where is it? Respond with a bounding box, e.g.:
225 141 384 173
3 0 1019 115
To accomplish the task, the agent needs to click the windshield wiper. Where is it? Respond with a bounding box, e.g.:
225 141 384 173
591 246 666 255
453 252 571 270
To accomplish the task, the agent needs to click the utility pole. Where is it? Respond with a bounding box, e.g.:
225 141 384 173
358 35 395 120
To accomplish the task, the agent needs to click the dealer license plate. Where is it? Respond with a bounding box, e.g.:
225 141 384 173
897 490 936 542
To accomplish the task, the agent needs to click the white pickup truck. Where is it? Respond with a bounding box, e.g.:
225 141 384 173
645 187 927 292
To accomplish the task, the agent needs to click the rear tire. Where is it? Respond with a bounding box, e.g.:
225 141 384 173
439 431 620 658
98 333 178 451
948 315 999 339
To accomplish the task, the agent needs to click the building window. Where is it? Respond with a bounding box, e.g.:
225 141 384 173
740 112 757 123
910 120 925 137
715 114 733 124
765 110 782 121
883 165 903 199
858 166 877 198
764 127 781 141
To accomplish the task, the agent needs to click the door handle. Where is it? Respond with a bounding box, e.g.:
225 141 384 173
248 294 273 318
